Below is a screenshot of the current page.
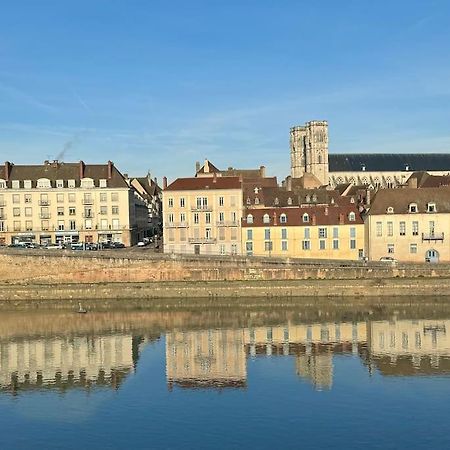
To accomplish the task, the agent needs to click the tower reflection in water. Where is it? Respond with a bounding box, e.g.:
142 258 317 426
1 312 449 394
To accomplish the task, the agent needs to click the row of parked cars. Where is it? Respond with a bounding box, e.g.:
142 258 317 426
7 242 126 250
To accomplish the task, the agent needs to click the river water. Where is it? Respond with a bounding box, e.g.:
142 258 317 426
1 300 450 449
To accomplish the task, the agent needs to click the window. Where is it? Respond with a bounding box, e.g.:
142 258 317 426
281 241 288 251
302 240 311 250
410 243 417 254
57 207 64 217
100 193 107 202
304 228 310 239
263 214 270 224
111 192 119 202
168 198 173 208
194 213 199 224
387 206 394 214
399 221 406 236
254 197 260 205
24 194 31 203
376 222 382 237
85 219 92 230
281 228 287 239
280 213 287 223
180 212 186 222
387 221 393 237
25 220 32 231
231 212 237 222
387 244 394 253
427 202 436 213
25 207 32 217
68 179 75 188
264 241 273 252
247 229 253 240
205 213 211 224
56 179 64 188
264 228 271 240
24 180 32 189
0 180 5 189
333 239 339 249
231 228 237 241
41 220 49 231
350 227 356 238
219 197 224 207
13 194 20 204
80 178 94 188
13 221 20 231
412 221 419 236
319 240 326 250
230 196 236 207
246 242 253 254
350 239 356 249
348 212 356 221
409 203 418 213
246 214 253 224
287 197 292 205
168 213 174 223
333 227 339 238
318 228 327 238
302 213 309 223
13 207 20 217
68 193 76 203
112 219 119 229
70 220 76 231
99 206 106 215
12 180 20 189
180 198 185 208
57 193 64 203
99 179 107 188
58 220 64 231
218 227 225 241
112 206 119 215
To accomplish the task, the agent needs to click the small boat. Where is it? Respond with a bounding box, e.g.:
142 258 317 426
77 302 88 314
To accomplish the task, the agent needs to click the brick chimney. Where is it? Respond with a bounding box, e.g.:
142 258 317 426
213 172 217 183
273 212 277 226
163 176 168 189
204 159 210 173
312 214 316 226
339 213 345 225
79 160 85 179
4 161 12 181
107 160 114 179
195 161 200 173
286 176 292 191
408 176 418 189
324 206 329 216
260 165 266 178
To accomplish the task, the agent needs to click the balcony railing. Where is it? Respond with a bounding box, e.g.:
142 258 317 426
217 220 239 227
190 205 212 212
188 237 217 244
39 200 50 206
82 213 94 218
422 232 444 241
82 198 94 205
166 221 189 228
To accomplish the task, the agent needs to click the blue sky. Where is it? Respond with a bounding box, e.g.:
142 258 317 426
0 0 449 180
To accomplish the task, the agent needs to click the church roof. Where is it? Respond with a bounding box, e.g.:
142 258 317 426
329 154 450 172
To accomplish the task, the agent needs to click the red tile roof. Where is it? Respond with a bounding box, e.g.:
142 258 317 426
165 176 242 191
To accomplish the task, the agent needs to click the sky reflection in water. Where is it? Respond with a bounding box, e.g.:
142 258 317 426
0 303 450 450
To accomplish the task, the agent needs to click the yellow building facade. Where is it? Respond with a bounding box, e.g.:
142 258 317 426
163 176 243 255
0 160 149 246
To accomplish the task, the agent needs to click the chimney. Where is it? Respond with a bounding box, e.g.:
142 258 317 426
273 212 277 226
408 176 418 189
312 214 316 226
286 176 292 191
163 176 168 189
195 161 200 173
213 172 217 183
204 159 210 173
339 213 345 225
154 177 158 186
79 160 85 179
4 161 11 182
366 189 371 206
260 165 266 178
324 206 329 216
107 160 114 179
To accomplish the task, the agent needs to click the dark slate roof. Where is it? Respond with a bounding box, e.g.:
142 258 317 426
329 154 450 172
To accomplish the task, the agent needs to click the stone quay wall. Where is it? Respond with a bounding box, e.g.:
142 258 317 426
1 250 450 300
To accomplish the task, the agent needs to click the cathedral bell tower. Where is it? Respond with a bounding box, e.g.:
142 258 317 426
290 120 329 186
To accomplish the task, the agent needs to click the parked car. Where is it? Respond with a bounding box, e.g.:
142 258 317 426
137 241 146 247
380 256 397 263
111 242 125 249
45 243 64 250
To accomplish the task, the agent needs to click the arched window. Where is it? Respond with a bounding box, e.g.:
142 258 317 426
387 206 394 214
254 197 260 205
274 197 279 205
246 197 251 205
247 214 253 224
350 197 355 204
280 213 287 223
36 178 51 189
306 195 311 203
302 213 309 223
318 154 322 164
312 194 317 202
287 197 292 205
263 214 270 224
348 212 356 221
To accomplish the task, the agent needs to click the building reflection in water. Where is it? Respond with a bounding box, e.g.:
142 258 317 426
0 334 143 394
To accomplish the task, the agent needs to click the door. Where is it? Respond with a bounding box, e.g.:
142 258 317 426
425 249 439 263
194 245 200 255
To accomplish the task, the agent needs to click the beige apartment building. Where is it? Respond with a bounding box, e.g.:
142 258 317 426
163 175 243 255
366 187 450 263
0 160 149 246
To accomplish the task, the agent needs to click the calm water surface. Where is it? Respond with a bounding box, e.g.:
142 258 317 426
1 301 450 449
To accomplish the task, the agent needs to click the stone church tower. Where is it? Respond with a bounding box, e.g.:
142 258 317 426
290 120 329 185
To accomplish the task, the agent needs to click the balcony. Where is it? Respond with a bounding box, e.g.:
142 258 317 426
39 213 51 219
166 221 189 228
82 198 94 205
188 237 217 244
217 220 239 227
39 200 50 206
191 205 212 212
82 212 94 218
422 232 444 242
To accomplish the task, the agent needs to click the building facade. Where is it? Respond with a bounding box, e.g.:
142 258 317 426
162 175 243 255
0 160 149 246
365 187 450 263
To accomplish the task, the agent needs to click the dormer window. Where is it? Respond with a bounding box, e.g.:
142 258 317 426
36 178 51 189
263 213 270 224
12 180 20 189
312 194 317 202
387 206 394 214
427 202 436 213
350 197 355 204
254 197 260 205
68 179 76 188
0 180 6 189
348 212 356 222
274 197 279 206
302 213 309 223
247 214 253 224
409 203 418 213
280 213 287 224
56 179 64 188
306 195 311 203
24 180 32 189
80 177 94 189
246 197 251 205
330 197 335 205
99 179 107 188
287 197 292 205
